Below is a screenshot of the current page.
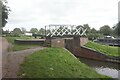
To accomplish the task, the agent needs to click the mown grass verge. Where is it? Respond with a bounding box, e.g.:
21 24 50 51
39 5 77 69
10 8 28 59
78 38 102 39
84 41 119 56
19 48 109 78
5 36 41 51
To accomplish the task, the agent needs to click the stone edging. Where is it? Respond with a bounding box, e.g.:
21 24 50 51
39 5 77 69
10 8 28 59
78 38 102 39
81 46 120 63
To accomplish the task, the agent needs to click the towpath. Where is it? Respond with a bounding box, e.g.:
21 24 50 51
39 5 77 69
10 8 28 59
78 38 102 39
1 37 45 78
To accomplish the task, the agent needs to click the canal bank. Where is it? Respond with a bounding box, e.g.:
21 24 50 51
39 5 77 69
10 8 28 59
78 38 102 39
65 37 120 63
78 57 119 78
44 36 119 78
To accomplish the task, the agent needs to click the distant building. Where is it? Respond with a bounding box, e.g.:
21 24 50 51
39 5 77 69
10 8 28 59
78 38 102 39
24 33 32 36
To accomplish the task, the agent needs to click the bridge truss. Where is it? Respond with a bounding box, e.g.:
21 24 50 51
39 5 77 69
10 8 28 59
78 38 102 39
45 25 87 37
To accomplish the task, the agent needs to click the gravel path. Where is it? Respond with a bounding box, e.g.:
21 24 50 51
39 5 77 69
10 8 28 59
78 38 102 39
1 37 9 79
1 37 45 78
4 47 45 78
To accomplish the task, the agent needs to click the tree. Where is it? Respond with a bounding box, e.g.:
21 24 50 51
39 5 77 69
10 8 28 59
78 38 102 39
13 28 22 36
99 25 112 36
90 28 97 33
21 27 26 34
38 28 45 35
1 0 10 27
2 29 9 34
76 25 83 29
30 28 38 34
87 28 98 40
87 33 95 40
75 25 84 35
113 22 120 36
83 24 91 34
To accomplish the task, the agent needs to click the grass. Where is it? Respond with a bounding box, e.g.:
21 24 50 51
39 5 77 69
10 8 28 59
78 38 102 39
19 48 109 78
5 36 41 51
84 41 119 56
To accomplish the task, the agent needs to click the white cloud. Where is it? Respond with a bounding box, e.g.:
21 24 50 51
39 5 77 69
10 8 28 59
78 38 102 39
4 0 119 31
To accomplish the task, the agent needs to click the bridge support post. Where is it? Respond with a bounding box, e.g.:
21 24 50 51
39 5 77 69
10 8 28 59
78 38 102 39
73 36 81 47
45 36 51 47
72 36 82 56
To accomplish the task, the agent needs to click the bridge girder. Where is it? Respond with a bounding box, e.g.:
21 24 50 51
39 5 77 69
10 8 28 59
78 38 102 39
45 25 87 37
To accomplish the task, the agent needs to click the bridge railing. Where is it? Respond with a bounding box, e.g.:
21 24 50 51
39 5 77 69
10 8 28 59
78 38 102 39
45 25 87 37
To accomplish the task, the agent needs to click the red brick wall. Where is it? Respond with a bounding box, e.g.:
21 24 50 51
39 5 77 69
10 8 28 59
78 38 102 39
65 37 108 61
51 38 65 48
80 37 88 46
76 46 107 61
65 39 74 53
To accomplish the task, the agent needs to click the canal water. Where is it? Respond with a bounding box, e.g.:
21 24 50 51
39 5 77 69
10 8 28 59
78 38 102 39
78 57 119 78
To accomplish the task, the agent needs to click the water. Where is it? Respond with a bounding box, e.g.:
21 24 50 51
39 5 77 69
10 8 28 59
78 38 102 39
78 57 119 78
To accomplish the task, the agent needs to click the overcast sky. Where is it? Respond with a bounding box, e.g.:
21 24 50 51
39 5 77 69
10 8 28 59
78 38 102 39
3 0 119 31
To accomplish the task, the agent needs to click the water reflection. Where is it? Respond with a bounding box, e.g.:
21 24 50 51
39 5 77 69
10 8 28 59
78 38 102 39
95 67 119 78
78 57 119 78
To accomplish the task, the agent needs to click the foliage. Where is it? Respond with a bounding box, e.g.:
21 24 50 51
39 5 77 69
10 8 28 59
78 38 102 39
87 33 95 40
86 28 99 40
38 28 45 35
2 29 9 35
99 25 112 36
1 0 10 27
84 41 119 56
113 22 120 36
87 33 104 40
90 28 97 33
76 25 83 29
83 24 91 34
12 28 22 36
30 28 38 34
21 27 27 34
19 48 109 78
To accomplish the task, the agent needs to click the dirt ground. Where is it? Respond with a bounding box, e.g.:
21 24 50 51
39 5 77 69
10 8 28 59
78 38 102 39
1 37 45 78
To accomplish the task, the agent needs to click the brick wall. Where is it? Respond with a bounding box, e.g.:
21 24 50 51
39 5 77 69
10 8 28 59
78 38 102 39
51 38 65 48
79 46 108 60
65 37 108 61
65 39 74 53
80 37 88 46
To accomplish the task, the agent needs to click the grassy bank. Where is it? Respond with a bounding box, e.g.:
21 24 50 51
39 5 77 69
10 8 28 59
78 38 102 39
84 41 119 56
5 36 40 51
19 48 109 78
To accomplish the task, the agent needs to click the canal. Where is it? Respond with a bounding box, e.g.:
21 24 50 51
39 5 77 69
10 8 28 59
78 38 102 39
78 57 119 78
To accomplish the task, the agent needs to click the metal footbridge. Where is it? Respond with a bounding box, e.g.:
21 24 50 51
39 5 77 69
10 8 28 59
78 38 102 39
44 24 87 37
